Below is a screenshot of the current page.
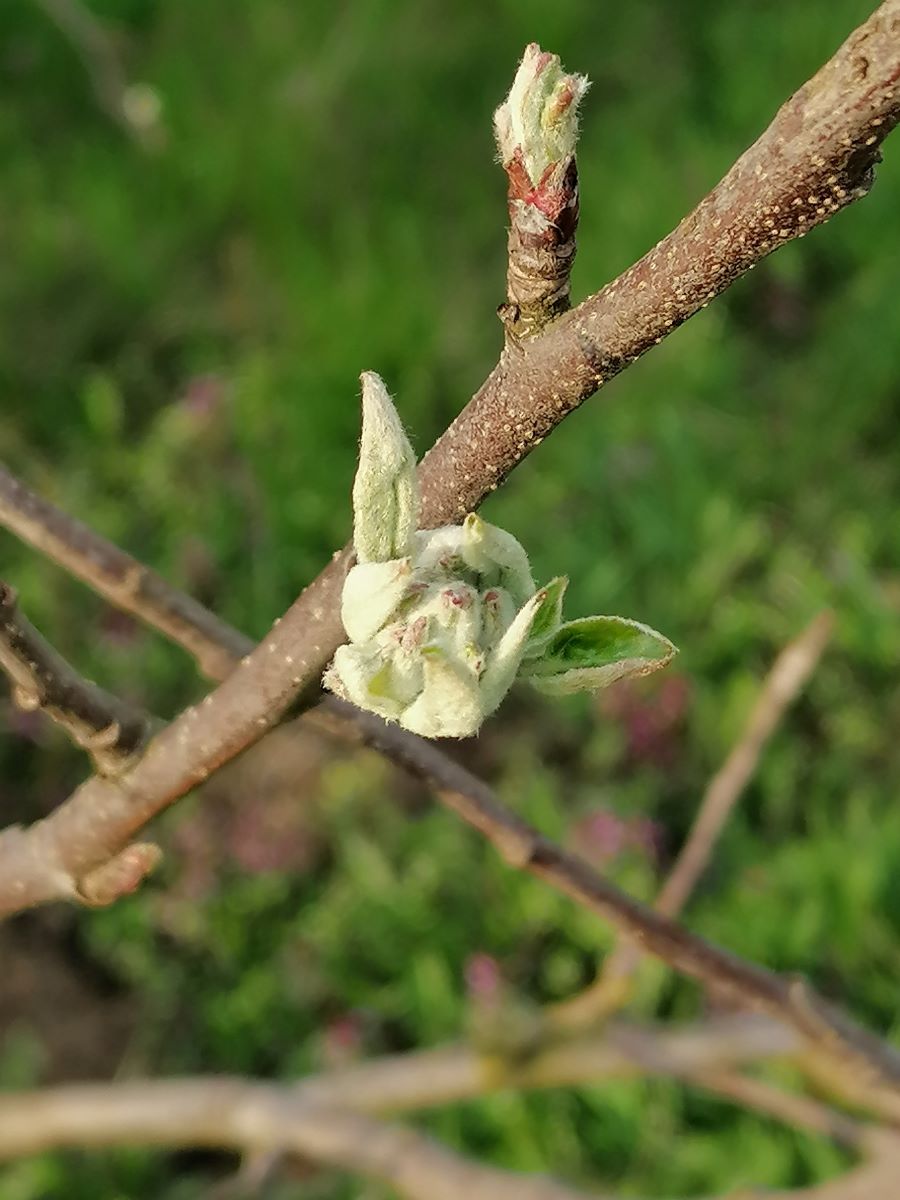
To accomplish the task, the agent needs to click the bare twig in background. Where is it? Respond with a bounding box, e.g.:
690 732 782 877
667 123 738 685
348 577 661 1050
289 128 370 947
31 0 164 147
0 1085 607 1198
334 700 900 1109
0 578 150 773
0 1072 898 1200
0 1015 795 1136
0 466 247 682
555 612 835 1027
651 614 835 921
690 1069 866 1152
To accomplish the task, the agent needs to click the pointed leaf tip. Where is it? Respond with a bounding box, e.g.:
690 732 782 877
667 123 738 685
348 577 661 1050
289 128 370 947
353 372 419 564
525 615 677 695
524 575 568 657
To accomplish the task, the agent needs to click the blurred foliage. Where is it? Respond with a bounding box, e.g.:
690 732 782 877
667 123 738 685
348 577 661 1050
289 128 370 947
1 0 899 1197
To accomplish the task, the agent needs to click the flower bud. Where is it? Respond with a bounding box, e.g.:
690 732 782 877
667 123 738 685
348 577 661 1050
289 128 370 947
324 378 676 738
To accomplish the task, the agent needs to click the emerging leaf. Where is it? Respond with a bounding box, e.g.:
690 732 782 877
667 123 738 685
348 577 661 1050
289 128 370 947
523 575 567 657
479 589 546 715
352 372 418 563
525 615 677 695
493 44 590 186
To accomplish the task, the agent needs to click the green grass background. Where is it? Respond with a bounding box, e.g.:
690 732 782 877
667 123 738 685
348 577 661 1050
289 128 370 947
1 1 899 1196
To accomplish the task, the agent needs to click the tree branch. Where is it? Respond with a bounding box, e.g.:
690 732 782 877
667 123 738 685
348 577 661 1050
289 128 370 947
0 466 248 681
0 1072 897 1200
320 701 900 1112
0 578 150 774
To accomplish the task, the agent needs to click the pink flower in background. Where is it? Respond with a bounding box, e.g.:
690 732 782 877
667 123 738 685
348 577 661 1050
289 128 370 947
572 809 663 868
464 953 502 1004
176 373 227 423
579 810 628 863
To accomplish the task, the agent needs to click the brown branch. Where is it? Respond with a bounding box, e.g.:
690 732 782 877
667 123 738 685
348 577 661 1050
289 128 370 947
555 612 835 1026
652 615 835 921
0 465 249 681
0 1015 792 1140
691 1069 866 1152
0 579 150 773
297 1014 799 1114
0 1085 604 1197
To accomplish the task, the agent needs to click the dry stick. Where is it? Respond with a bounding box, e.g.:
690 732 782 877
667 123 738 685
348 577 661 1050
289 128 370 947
0 1077 898 1200
0 1 898 910
0 578 150 773
0 1014 894 1198
690 1069 867 1152
555 612 836 1028
0 1016 796 1145
0 1086 610 1199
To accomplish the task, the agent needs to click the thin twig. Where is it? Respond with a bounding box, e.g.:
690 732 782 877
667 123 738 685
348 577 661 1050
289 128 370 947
0 1074 897 1200
691 1069 866 1151
0 579 150 773
0 466 248 681
309 700 900 1113
555 612 835 1026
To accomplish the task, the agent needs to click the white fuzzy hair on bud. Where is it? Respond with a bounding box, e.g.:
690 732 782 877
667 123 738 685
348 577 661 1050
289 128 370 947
353 372 418 564
493 43 590 184
324 375 676 738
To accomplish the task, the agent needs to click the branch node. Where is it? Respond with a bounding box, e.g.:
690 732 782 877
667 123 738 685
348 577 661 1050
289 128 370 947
76 841 163 907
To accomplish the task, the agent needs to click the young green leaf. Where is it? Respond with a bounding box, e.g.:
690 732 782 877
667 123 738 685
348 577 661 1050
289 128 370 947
352 372 419 564
523 575 568 657
525 615 677 695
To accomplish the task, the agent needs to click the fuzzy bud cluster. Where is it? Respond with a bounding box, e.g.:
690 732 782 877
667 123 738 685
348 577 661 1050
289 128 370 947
324 374 676 739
